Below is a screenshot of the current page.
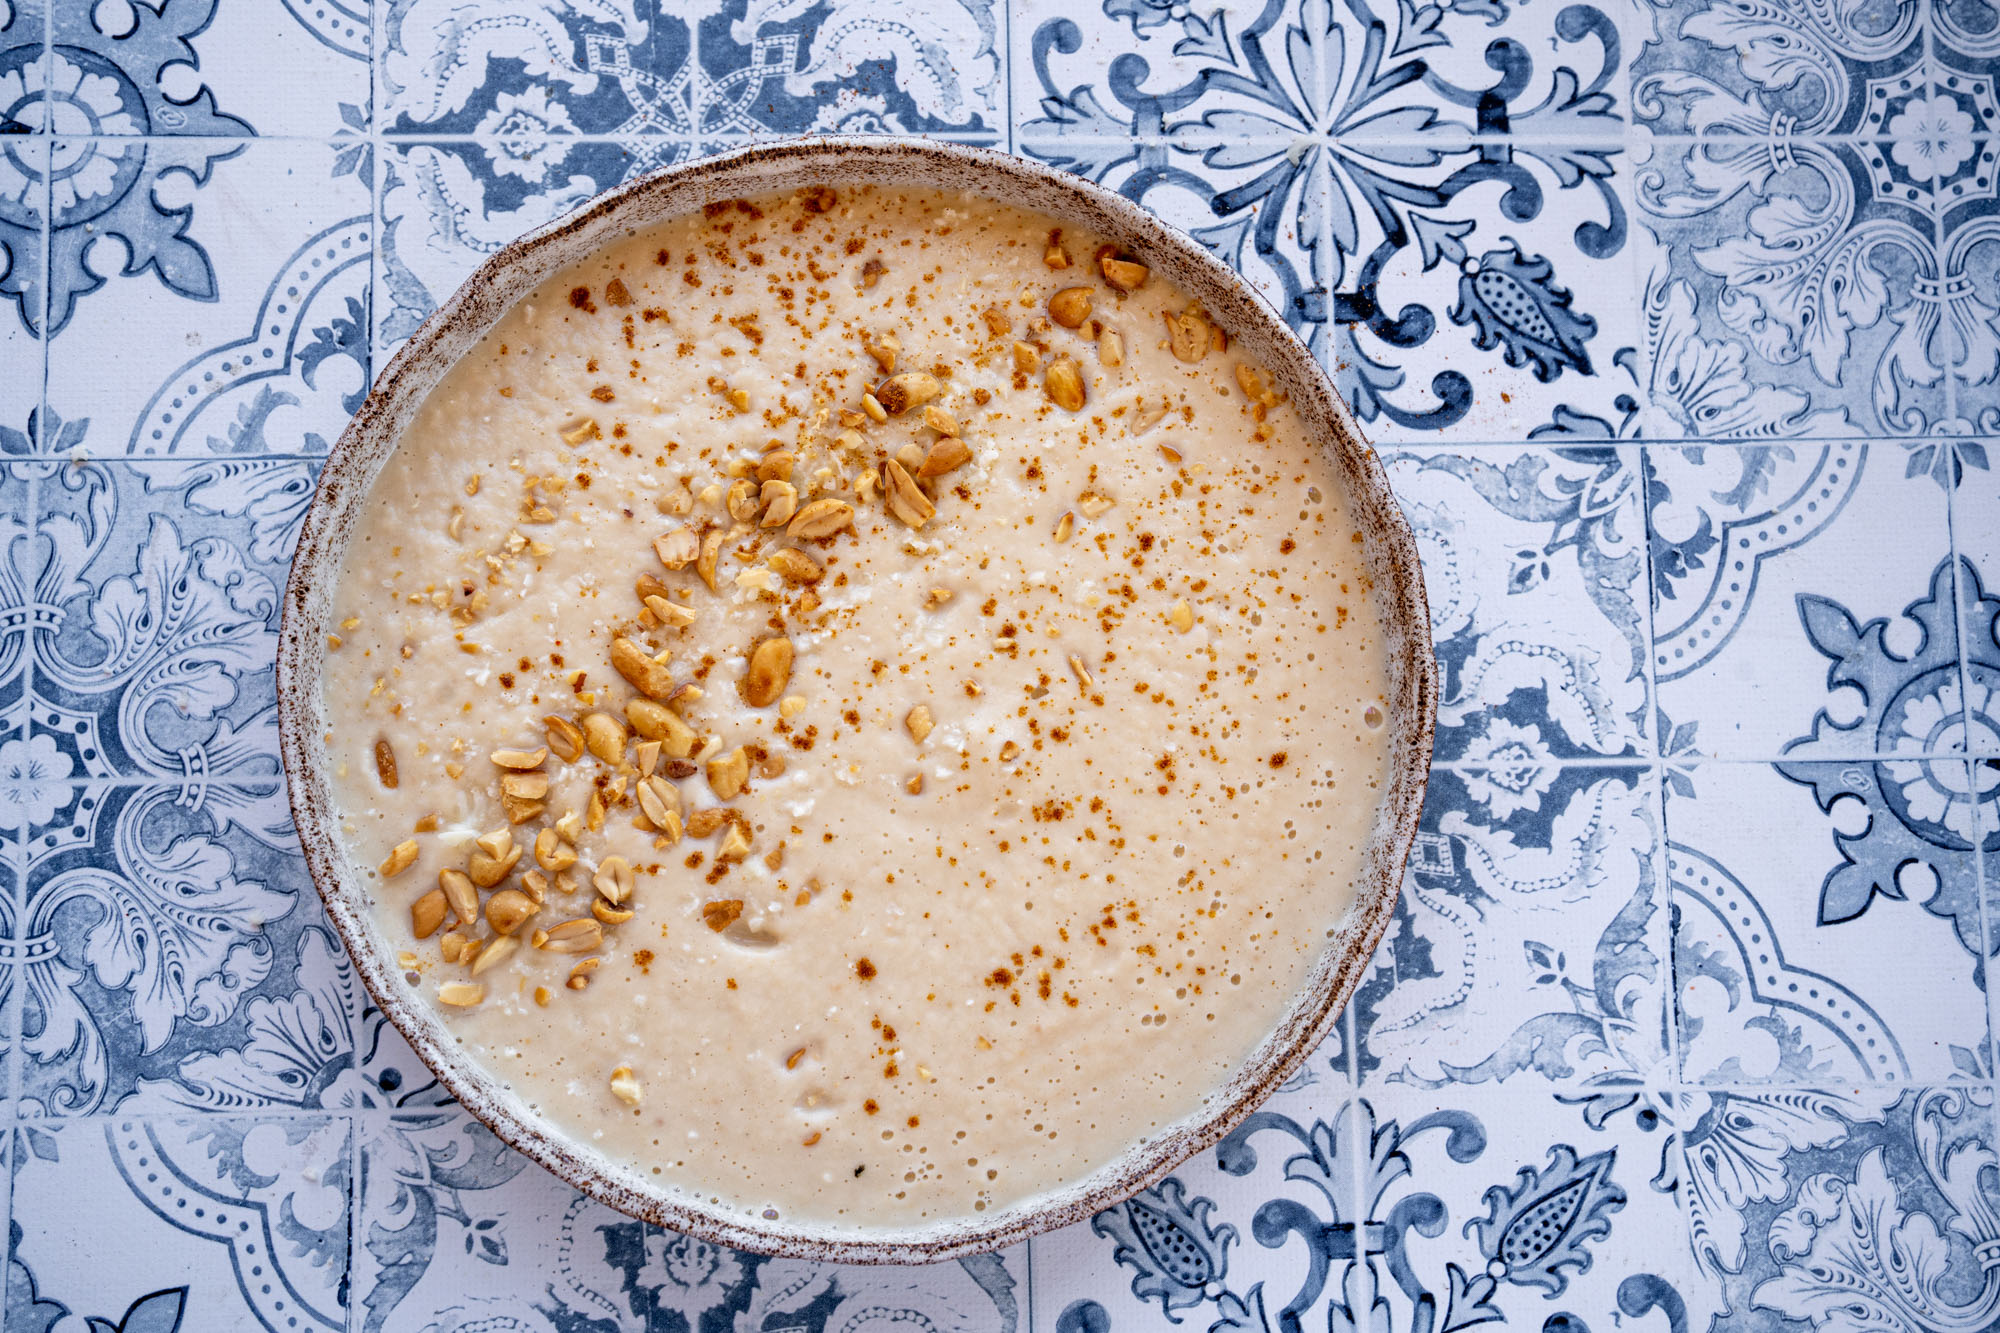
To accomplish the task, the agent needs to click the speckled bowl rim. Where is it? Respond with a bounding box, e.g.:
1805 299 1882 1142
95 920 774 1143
277 136 1435 1265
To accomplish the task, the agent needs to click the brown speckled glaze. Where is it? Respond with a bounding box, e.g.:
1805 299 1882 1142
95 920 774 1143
276 137 1435 1264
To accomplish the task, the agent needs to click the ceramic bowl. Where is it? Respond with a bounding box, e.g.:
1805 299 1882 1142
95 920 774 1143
276 136 1435 1264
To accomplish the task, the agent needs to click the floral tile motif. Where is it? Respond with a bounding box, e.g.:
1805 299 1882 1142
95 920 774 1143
13 779 352 1117
1036 1086 1707 1333
1358 1085 1705 1333
41 139 370 456
0 135 44 418
1631 133 1958 439
46 0 366 137
380 0 696 136
1014 0 1642 440
1948 162 2000 429
1384 446 1650 762
374 137 690 353
1666 761 1990 1085
354 1108 1027 1333
1030 1089 1358 1333
28 459 313 784
698 0 1002 136
1633 0 2000 146
7 1115 352 1331
1353 766 1669 1091
1647 441 1960 759
1676 1083 2000 1333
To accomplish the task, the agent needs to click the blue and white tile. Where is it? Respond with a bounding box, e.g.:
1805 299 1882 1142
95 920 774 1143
7 1115 352 1331
1358 1084 1709 1333
1631 0 1930 138
1647 441 1958 759
1029 1092 1360 1333
13 778 349 1117
374 137 692 354
27 459 311 784
0 0 45 136
1384 446 1651 761
1676 1083 2000 1333
1354 766 1670 1090
40 139 369 456
380 0 696 136
1948 448 2000 756
699 0 1002 137
0 137 45 421
1016 0 1644 440
1666 761 1989 1086
1944 169 2000 431
48 0 365 138
1631 125 1956 437
355 1107 1028 1332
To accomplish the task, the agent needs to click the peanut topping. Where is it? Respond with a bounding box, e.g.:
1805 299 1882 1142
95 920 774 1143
1100 256 1150 291
919 437 972 477
438 868 479 924
637 775 681 832
1048 287 1093 329
611 637 674 700
1165 304 1213 363
486 888 538 935
743 637 794 707
411 889 447 939
707 747 751 800
437 981 484 1007
582 712 628 764
535 827 578 872
544 714 585 762
759 480 798 528
875 371 941 415
1169 598 1195 633
906 704 935 744
883 459 936 529
594 855 636 905
865 331 900 373
626 698 696 758
654 527 698 570
491 747 548 770
610 1066 644 1105
379 839 419 877
1046 357 1086 412
470 935 518 977
702 899 744 931
787 498 855 540
696 529 726 591
374 738 399 789
767 548 824 586
541 918 603 953
645 594 698 629
1099 329 1125 367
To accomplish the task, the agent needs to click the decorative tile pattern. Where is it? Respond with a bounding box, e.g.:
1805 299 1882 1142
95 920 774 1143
1648 441 1958 759
355 1108 1026 1333
1666 761 1989 1085
0 0 1995 1328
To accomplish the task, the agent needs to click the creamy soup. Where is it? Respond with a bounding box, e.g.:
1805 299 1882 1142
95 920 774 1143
322 185 1391 1233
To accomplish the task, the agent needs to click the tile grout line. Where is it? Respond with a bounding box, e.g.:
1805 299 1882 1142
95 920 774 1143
1923 4 1995 1081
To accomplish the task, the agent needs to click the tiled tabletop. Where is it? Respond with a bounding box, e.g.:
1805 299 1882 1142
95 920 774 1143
2 0 1998 1329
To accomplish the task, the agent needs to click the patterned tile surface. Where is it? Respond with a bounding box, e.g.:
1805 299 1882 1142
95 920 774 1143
2 0 1998 1329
